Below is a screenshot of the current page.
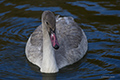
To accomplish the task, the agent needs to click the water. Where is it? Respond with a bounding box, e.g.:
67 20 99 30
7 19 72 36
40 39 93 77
0 0 120 80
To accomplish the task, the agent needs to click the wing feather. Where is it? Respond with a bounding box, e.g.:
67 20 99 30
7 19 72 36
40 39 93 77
55 17 87 68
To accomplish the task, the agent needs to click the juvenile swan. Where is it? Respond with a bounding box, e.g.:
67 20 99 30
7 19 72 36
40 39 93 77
25 11 88 73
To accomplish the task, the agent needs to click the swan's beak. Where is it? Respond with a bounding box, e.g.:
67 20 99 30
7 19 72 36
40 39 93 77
50 32 59 50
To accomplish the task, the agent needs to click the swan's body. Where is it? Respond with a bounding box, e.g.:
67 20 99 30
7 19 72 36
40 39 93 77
25 11 88 73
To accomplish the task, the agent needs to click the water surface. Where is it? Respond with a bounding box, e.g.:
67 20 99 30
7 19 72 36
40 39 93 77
0 0 120 80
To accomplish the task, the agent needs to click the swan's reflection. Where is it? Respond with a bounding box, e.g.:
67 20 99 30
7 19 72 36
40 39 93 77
26 58 57 80
42 73 57 80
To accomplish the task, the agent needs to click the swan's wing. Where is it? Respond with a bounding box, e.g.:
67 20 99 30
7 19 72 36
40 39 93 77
55 17 88 68
25 25 43 68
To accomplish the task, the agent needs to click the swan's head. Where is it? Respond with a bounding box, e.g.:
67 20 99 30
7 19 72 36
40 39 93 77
42 11 59 50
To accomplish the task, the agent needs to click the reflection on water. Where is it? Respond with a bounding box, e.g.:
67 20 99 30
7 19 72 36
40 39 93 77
0 0 120 80
42 73 56 80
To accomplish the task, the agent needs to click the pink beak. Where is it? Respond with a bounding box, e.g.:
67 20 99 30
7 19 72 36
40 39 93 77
50 33 59 49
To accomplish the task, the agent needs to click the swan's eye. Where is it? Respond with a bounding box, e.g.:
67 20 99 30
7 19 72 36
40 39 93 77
46 22 49 25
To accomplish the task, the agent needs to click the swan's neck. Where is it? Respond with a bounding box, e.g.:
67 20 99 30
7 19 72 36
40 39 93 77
41 24 58 73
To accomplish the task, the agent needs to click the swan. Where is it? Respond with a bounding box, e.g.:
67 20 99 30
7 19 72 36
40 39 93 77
25 11 88 73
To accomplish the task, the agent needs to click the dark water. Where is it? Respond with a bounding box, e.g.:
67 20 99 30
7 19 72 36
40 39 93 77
0 0 120 80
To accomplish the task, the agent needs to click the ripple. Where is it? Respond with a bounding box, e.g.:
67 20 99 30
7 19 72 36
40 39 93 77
4 2 15 6
0 11 11 16
0 16 41 79
1 17 39 35
15 4 30 9
25 6 62 12
0 0 4 3
67 1 120 17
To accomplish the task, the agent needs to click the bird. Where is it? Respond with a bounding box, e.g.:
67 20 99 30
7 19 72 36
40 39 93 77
25 10 88 73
